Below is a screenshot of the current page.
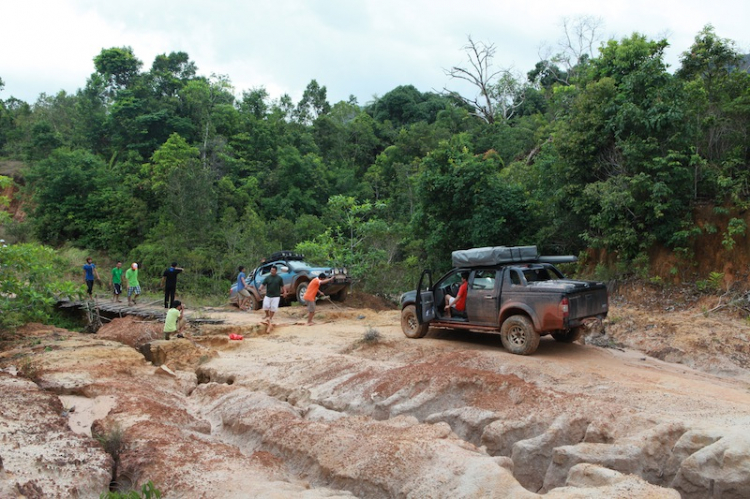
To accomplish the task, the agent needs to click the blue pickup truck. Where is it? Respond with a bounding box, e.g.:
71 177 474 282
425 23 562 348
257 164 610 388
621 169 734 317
229 252 352 310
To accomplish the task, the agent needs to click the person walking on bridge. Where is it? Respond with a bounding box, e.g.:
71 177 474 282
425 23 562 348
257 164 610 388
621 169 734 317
125 263 141 306
111 261 123 302
82 257 101 300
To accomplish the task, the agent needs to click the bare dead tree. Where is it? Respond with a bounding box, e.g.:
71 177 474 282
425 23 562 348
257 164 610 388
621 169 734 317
444 36 506 124
559 15 604 66
494 70 528 121
536 15 605 85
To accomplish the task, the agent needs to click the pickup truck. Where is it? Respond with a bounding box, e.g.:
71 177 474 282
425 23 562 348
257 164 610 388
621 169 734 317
229 251 352 310
399 246 608 355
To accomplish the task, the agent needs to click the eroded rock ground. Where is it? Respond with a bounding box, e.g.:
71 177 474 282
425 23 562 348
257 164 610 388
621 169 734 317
2 289 750 498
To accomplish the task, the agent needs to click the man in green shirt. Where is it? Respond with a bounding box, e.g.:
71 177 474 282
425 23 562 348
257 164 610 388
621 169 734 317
125 263 141 306
164 300 184 340
111 261 123 303
260 265 284 326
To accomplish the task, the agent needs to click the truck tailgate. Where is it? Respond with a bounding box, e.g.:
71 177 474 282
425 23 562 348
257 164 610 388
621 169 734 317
567 284 608 320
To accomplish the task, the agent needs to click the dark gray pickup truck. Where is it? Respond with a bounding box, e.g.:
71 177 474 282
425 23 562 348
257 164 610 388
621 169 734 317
400 246 608 355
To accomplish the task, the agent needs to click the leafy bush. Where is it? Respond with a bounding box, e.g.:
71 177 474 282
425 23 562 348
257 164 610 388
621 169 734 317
100 481 162 499
0 243 80 333
695 271 724 292
362 326 382 343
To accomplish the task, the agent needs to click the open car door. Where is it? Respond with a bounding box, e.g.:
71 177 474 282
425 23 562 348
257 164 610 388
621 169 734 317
415 270 436 324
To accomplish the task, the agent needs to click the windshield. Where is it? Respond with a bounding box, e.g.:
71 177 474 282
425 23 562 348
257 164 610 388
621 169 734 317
286 261 315 271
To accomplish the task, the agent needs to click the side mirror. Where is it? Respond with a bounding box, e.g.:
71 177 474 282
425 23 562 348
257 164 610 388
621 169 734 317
279 266 289 273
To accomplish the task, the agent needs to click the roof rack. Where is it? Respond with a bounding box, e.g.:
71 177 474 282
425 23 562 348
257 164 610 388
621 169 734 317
266 250 305 262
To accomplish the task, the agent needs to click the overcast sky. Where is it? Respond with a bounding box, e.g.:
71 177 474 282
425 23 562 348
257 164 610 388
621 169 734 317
2 0 749 106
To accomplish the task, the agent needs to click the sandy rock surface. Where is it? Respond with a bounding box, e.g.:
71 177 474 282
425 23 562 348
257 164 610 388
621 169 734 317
2 295 750 497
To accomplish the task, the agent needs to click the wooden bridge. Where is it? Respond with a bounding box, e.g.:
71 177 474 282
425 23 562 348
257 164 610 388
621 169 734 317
57 298 225 325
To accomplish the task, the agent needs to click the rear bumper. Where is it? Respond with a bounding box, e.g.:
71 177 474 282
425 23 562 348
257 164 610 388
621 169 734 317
566 315 606 329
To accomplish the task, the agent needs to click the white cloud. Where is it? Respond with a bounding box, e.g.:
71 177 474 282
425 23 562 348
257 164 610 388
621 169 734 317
2 0 748 104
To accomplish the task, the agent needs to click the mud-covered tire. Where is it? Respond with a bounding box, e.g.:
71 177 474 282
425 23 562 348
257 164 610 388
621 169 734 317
246 294 259 311
296 281 309 304
500 315 540 355
401 305 429 339
552 327 583 343
330 287 348 302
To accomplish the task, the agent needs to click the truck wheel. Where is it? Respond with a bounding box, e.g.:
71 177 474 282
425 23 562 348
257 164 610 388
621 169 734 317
552 327 583 343
330 287 348 302
296 282 309 304
501 315 540 355
246 294 259 311
401 305 429 339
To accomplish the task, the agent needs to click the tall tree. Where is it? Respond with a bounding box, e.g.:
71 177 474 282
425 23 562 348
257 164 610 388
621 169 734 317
553 33 694 257
676 25 750 203
413 134 528 268
93 47 143 99
295 79 331 125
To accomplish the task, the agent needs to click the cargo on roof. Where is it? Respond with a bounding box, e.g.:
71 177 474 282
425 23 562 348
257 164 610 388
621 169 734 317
451 246 539 267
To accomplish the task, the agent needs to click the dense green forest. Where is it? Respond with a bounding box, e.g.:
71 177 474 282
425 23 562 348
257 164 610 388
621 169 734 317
1 24 750 329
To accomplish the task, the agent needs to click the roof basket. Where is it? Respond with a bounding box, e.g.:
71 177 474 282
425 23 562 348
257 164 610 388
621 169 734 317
267 250 305 262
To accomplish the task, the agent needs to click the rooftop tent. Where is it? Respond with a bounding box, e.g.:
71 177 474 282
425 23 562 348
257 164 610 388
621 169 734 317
451 246 540 267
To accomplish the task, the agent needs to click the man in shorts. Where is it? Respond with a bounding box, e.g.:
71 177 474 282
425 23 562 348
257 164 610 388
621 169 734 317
236 265 252 310
260 265 284 325
303 273 334 325
111 261 123 302
125 262 141 306
444 272 468 318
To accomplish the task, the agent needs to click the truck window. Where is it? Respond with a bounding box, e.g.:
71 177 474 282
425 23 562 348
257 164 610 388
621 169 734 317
471 270 496 290
510 270 522 285
544 264 565 279
522 268 552 282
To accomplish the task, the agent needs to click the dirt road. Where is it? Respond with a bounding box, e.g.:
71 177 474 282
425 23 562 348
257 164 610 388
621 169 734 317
2 297 750 497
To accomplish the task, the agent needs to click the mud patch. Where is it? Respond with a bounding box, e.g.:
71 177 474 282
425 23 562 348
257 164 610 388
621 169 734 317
59 394 117 437
97 316 161 349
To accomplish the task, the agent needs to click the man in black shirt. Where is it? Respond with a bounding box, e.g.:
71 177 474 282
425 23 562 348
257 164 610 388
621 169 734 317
260 265 284 325
161 262 184 309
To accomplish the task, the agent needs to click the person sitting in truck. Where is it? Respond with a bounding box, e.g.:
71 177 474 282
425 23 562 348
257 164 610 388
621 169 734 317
444 272 468 318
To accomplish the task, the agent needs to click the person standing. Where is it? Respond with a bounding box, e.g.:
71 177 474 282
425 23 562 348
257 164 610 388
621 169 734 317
259 265 284 326
111 261 123 302
163 300 185 340
236 265 251 310
82 257 101 299
125 263 141 306
161 262 184 309
304 273 334 325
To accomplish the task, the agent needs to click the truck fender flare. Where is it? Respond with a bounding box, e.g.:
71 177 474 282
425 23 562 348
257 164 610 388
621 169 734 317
499 303 540 330
293 275 311 291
